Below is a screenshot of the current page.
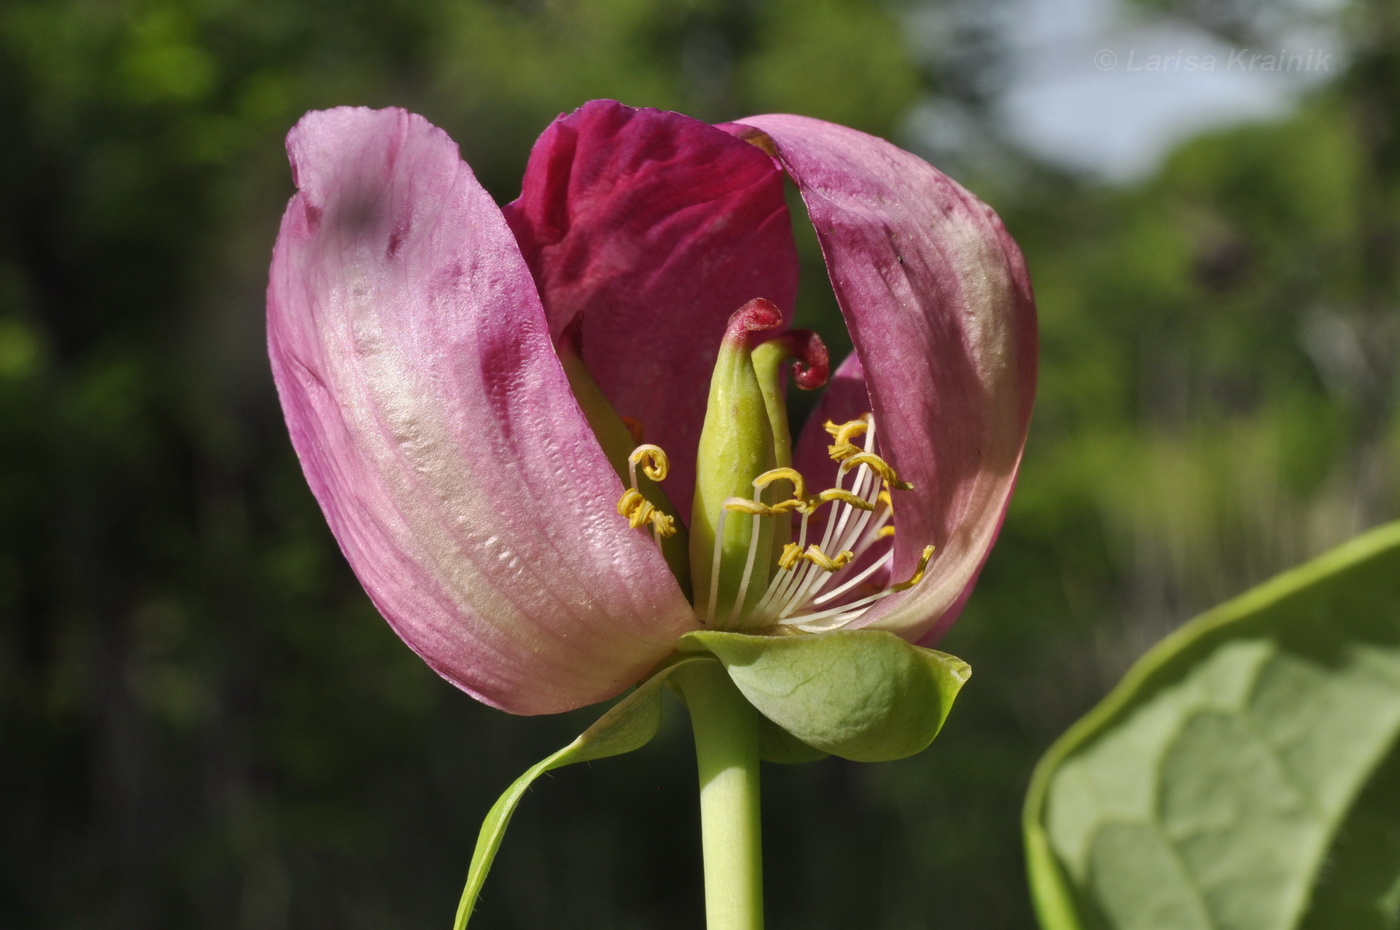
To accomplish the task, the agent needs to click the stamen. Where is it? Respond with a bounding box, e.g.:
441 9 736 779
628 444 670 483
869 489 896 539
774 541 855 574
840 494 894 558
723 497 779 516
799 544 854 572
617 445 677 544
707 506 728 623
776 499 861 619
616 488 677 538
726 507 765 627
780 546 938 631
689 408 931 633
812 549 894 605
616 487 646 523
824 416 870 444
726 480 783 629
751 509 815 619
758 533 855 626
839 452 912 490
825 416 871 461
817 423 882 563
766 462 852 619
777 542 803 570
776 417 885 619
754 467 806 500
891 545 936 591
750 467 808 513
816 488 875 511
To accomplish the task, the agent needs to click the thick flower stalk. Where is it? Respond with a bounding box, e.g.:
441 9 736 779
268 101 1036 717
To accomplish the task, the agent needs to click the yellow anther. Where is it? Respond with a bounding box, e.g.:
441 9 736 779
616 488 653 527
841 452 913 490
754 467 806 501
722 497 778 516
628 444 670 481
824 416 870 461
878 490 893 510
617 487 677 537
650 511 678 537
621 416 645 444
823 416 870 444
891 545 936 591
816 488 875 511
801 544 855 572
617 488 643 517
779 542 853 572
877 525 896 539
778 542 803 571
751 468 808 514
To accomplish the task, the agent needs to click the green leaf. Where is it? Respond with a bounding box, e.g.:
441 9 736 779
754 712 832 764
1025 522 1400 930
678 629 971 763
453 655 709 929
453 628 971 926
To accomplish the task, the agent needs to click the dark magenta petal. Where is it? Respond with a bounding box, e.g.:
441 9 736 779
504 101 798 521
268 108 695 715
791 351 871 495
748 115 1038 643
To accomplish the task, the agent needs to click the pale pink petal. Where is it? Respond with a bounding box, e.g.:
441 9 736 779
268 107 695 715
504 101 797 520
741 115 1037 643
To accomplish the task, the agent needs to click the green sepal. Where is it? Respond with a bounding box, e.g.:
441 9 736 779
756 713 832 764
677 629 971 763
452 655 709 929
1024 521 1400 930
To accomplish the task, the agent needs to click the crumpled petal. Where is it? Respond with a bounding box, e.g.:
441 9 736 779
268 107 695 715
740 115 1037 643
504 101 797 521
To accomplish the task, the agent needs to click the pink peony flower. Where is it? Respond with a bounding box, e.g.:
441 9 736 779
268 101 1036 715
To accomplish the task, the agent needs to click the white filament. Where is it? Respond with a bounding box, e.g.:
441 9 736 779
714 419 900 629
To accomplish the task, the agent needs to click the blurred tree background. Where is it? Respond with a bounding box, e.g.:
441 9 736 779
2 0 1397 927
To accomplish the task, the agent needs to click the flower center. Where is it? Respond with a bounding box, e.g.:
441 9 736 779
616 413 934 632
578 298 935 632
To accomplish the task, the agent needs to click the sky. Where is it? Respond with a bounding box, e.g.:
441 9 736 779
929 0 1346 182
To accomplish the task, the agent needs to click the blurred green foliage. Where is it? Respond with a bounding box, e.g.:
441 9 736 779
2 0 1397 927
1026 523 1400 930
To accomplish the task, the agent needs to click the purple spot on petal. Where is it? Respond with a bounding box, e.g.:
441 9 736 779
387 221 408 258
435 260 465 290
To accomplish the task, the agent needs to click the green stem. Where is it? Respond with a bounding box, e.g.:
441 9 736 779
675 662 765 930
